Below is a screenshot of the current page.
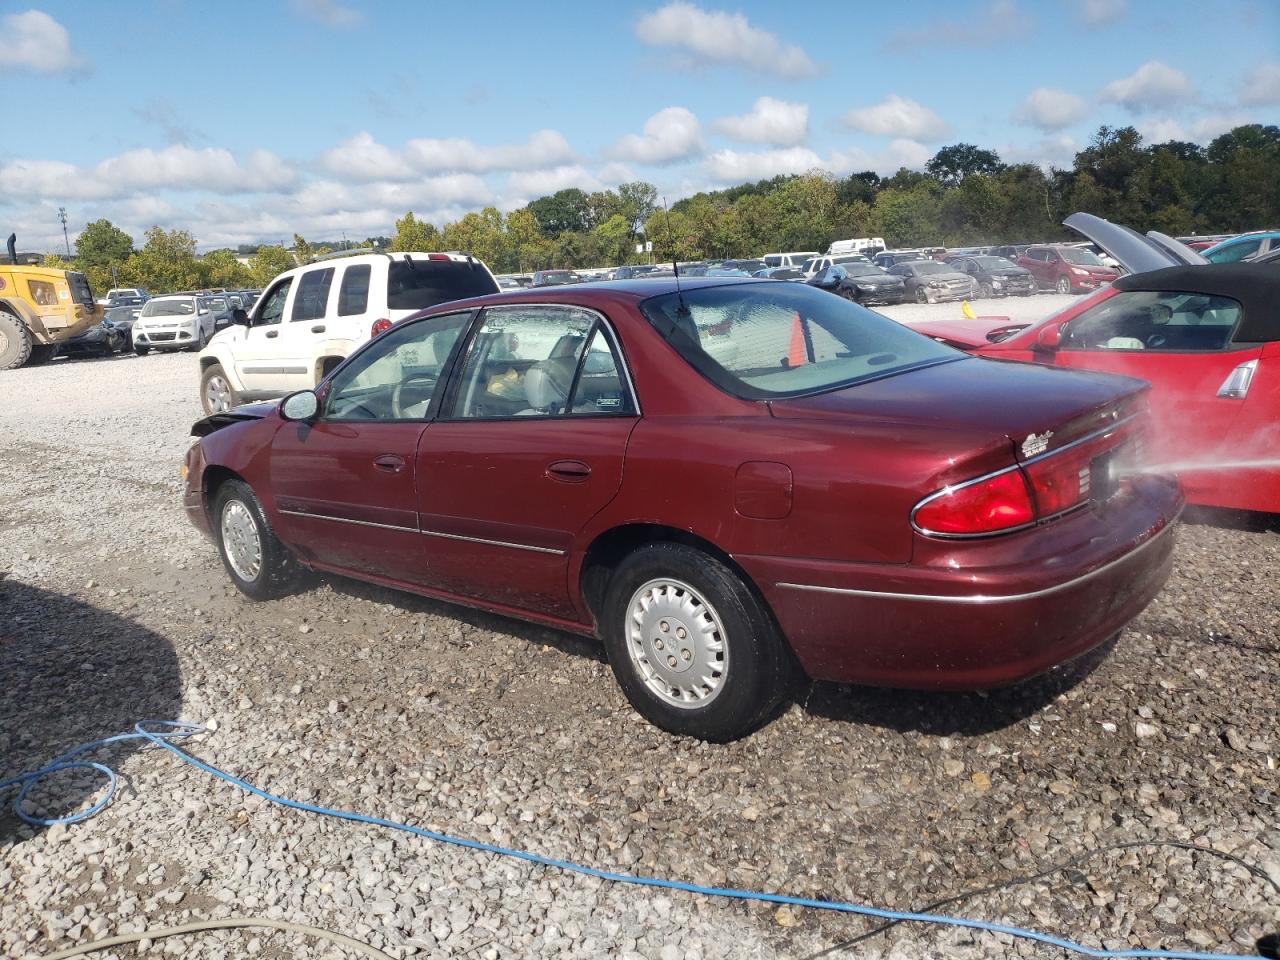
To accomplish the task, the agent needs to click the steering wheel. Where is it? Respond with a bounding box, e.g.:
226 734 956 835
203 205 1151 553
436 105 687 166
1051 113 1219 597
391 374 437 418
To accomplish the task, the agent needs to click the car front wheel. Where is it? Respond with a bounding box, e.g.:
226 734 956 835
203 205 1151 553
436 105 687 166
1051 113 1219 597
212 479 302 601
201 363 239 415
914 286 929 303
1056 275 1072 294
601 543 793 741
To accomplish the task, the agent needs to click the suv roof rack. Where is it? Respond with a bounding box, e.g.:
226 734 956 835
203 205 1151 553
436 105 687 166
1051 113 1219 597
307 247 377 264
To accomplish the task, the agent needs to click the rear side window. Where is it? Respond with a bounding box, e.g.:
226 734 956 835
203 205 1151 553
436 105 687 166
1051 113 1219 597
387 260 498 311
292 268 334 322
338 264 371 316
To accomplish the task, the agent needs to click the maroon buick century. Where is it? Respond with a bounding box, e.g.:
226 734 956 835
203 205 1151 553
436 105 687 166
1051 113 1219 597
185 278 1182 740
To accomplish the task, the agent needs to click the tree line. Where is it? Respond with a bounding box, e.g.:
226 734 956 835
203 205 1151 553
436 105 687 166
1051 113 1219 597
47 123 1280 293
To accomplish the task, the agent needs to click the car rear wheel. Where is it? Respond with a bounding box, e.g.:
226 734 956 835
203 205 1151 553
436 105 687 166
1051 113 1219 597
1056 275 1071 294
914 286 929 303
201 363 239 415
600 543 792 741
26 344 56 366
212 479 303 601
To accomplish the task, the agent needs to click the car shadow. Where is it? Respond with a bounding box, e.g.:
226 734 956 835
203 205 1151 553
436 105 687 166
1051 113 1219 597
1181 505 1279 534
314 573 607 664
796 635 1116 737
0 578 183 843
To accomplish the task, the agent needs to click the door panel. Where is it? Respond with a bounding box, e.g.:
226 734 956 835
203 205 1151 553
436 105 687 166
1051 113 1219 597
270 420 429 580
415 417 635 616
235 278 298 395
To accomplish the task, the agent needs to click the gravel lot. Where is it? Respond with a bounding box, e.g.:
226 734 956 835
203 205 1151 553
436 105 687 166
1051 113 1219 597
2 296 1278 960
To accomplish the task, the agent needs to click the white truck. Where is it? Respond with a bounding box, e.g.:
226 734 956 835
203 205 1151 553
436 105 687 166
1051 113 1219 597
197 251 498 415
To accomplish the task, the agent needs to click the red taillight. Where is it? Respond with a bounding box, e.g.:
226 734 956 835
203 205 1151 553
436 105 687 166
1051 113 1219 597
371 318 392 337
1024 443 1094 517
913 469 1035 536
426 252 451 261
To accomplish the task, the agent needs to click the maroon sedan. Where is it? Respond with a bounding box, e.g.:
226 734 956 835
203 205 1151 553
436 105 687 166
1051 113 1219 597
184 278 1182 741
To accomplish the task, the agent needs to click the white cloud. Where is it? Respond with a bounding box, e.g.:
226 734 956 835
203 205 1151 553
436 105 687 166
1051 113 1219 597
711 96 808 146
1015 87 1089 131
0 9 85 74
1238 62 1280 106
608 107 703 164
635 2 819 79
703 139 932 183
0 146 299 202
1000 134 1079 170
843 95 950 141
289 0 361 27
1078 0 1126 26
1139 114 1252 145
886 0 1031 51
320 130 576 181
1100 60 1196 111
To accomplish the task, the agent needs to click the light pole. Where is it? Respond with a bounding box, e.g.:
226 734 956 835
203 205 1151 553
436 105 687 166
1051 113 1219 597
58 207 71 257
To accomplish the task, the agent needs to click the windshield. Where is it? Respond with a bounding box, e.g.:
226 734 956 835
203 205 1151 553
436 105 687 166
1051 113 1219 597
141 298 195 317
842 263 884 277
911 261 950 274
208 297 228 310
1060 247 1104 266
640 282 960 400
973 257 1014 268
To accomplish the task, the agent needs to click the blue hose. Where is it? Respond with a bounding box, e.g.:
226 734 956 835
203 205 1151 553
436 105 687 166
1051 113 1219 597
1 721 1268 960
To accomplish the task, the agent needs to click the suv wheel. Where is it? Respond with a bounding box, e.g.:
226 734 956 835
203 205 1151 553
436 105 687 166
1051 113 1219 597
600 543 792 741
134 344 150 356
201 363 239 415
0 310 33 370
1056 275 1071 294
212 479 303 601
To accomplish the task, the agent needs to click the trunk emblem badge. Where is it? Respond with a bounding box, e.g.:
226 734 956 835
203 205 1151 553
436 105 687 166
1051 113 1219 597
1022 431 1054 457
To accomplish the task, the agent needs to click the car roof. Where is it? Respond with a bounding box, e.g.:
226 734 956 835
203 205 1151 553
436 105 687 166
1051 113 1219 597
413 275 770 316
1114 263 1280 342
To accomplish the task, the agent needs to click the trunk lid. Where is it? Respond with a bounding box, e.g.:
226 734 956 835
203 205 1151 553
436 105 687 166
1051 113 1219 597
1065 212 1207 274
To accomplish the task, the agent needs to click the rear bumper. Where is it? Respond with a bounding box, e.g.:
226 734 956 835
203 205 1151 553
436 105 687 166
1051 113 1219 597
738 476 1182 689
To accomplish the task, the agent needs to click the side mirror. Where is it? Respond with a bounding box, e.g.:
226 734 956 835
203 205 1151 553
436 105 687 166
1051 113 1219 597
232 308 250 326
1036 324 1063 351
279 390 319 422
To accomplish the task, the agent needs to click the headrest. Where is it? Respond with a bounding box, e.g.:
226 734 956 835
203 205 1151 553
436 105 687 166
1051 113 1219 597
524 359 574 411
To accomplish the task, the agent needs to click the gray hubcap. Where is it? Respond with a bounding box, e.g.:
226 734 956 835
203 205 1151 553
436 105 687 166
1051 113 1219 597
626 578 728 709
220 499 262 581
0 329 9 355
205 374 232 413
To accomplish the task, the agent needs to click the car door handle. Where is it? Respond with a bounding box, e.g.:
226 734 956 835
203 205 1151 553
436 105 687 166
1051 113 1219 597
373 454 406 473
265 330 279 338
311 325 326 334
547 459 591 482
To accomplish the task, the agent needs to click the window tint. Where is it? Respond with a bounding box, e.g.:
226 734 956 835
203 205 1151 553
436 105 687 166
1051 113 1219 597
325 312 470 421
1064 291 1242 353
1207 238 1261 263
255 279 292 326
292 267 334 322
449 305 631 419
386 260 498 311
337 264 371 316
640 282 959 400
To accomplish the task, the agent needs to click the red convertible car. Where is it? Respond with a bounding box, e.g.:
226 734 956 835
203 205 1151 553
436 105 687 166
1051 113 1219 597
912 216 1279 515
185 277 1182 740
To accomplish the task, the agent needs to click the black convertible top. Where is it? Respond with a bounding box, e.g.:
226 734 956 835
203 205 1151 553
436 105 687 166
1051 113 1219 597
1114 263 1280 342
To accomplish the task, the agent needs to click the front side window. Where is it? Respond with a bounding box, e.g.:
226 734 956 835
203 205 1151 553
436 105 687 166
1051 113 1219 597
640 282 959 400
1064 291 1242 352
337 264 371 316
325 312 471 421
1207 238 1262 264
255 279 292 326
292 267 335 322
448 305 634 419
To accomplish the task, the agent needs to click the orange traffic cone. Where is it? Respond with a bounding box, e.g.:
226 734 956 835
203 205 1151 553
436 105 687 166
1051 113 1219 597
788 311 808 367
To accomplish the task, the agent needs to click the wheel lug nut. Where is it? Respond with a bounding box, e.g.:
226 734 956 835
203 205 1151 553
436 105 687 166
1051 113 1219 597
676 627 687 640
654 639 664 650
667 656 677 668
681 649 692 662
660 620 669 632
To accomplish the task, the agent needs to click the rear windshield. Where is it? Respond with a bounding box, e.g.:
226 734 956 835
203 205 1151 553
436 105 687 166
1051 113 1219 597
1061 247 1104 266
387 260 498 310
141 298 195 316
640 282 960 400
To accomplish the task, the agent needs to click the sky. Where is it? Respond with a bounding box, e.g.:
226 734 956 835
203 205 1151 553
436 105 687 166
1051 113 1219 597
1 0 1277 252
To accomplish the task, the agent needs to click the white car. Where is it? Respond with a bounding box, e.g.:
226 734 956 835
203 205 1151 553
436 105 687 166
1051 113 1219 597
761 251 819 269
799 252 873 279
198 252 499 415
133 295 219 355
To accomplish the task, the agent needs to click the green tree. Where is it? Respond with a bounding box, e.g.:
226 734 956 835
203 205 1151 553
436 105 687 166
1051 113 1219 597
248 245 296 286
130 227 201 292
528 188 589 236
926 144 1004 186
388 212 441 252
74 219 134 268
199 249 253 289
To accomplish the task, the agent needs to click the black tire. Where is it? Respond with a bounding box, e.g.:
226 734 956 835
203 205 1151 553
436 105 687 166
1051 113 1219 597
201 362 240 415
979 282 993 298
1055 275 1071 295
914 285 929 304
0 310 33 370
134 344 150 356
600 543 793 741
211 479 303 601
26 344 56 366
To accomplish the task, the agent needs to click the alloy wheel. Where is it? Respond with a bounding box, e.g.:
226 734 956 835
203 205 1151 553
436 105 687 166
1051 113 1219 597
220 499 262 581
625 578 728 709
204 374 233 413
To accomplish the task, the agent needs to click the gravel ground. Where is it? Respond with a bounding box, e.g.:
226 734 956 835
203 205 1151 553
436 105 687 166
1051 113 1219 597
1 302 1278 960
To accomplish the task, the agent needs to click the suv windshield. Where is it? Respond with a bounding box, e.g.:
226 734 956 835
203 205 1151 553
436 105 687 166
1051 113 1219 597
141 298 195 317
640 282 960 400
386 260 498 310
1060 247 1104 266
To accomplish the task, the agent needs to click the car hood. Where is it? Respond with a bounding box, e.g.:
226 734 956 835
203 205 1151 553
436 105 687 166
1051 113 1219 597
986 266 1032 277
905 317 1027 349
1065 212 1207 274
918 271 971 283
190 401 278 438
769 355 1146 459
849 274 901 284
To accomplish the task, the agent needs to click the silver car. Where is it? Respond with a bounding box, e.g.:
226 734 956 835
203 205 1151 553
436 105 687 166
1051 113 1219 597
132 295 218 355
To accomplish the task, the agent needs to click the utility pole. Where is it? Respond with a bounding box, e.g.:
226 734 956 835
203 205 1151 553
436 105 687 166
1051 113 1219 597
58 207 71 257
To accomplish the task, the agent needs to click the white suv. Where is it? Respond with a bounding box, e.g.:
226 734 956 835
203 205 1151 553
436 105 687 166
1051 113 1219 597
133 294 220 354
197 252 498 415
